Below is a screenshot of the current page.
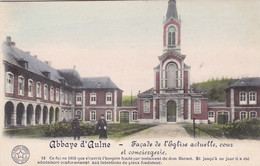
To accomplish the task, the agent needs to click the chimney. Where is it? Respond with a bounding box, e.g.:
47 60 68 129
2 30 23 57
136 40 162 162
6 36 11 46
44 61 52 67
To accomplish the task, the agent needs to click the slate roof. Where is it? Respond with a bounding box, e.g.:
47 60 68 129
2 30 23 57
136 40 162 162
137 88 154 98
228 77 260 88
2 37 121 90
166 0 178 22
2 41 64 83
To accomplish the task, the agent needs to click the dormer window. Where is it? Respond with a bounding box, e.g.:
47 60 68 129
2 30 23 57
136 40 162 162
42 71 50 78
59 79 66 85
19 59 28 69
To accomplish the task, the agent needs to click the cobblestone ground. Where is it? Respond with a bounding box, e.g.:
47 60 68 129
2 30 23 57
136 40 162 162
124 124 191 140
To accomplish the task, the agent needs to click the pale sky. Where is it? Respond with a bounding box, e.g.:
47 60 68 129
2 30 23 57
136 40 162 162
0 0 260 95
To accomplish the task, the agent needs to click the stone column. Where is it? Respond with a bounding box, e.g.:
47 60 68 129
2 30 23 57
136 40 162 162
31 108 36 126
11 108 17 126
153 99 156 120
22 109 27 126
188 98 191 121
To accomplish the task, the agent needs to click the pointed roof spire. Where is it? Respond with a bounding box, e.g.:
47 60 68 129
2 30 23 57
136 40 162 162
166 0 178 22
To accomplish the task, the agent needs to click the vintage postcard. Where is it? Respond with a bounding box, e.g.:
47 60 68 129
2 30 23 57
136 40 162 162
0 0 260 165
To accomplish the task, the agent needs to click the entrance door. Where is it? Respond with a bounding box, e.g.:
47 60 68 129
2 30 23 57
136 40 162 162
120 111 129 123
167 100 176 122
217 112 228 124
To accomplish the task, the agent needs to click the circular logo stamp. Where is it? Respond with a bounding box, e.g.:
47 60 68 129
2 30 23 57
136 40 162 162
11 145 30 164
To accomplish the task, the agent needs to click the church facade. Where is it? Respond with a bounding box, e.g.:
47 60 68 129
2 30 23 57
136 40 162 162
137 0 208 124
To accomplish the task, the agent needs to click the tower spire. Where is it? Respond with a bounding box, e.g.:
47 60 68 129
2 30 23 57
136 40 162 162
166 0 178 22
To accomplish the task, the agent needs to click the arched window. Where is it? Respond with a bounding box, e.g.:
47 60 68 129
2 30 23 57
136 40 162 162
240 111 247 120
76 93 82 105
143 100 150 113
166 63 177 88
106 110 112 121
18 76 25 95
249 111 257 118
56 88 59 102
6 72 14 93
50 86 54 101
194 100 201 115
36 82 41 98
90 93 96 105
28 79 34 97
44 84 48 100
167 26 177 47
90 110 96 121
106 92 112 105
249 91 257 105
239 92 247 105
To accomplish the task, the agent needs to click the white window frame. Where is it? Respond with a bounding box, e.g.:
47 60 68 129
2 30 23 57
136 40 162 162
90 93 96 105
36 82 41 98
249 111 257 119
6 72 14 94
61 90 64 103
56 88 59 102
76 93 82 105
50 86 54 101
249 91 257 105
90 110 96 121
208 111 214 118
106 92 112 105
240 111 247 120
44 84 48 100
68 94 72 104
76 110 82 120
143 100 150 113
106 110 112 121
239 91 247 105
166 25 178 47
65 92 68 104
194 100 201 115
132 111 138 121
18 76 25 96
28 79 34 97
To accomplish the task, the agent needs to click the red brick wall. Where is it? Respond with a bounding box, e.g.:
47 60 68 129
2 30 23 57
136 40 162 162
191 99 208 120
85 108 114 122
4 64 71 106
138 99 153 119
162 55 182 67
85 89 115 106
156 99 160 119
184 71 188 93
234 88 260 107
226 89 231 107
184 99 188 119
156 71 160 94
207 107 231 122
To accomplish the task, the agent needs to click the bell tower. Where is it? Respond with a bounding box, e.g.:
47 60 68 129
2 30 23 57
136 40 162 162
163 0 181 52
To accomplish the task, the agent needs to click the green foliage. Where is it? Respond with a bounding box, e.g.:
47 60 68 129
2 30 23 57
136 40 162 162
122 95 137 106
222 118 260 139
183 124 223 137
43 122 95 137
217 114 229 124
192 78 236 102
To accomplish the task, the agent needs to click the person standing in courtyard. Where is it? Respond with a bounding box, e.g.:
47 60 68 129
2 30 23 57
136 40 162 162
96 115 108 139
72 117 80 140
